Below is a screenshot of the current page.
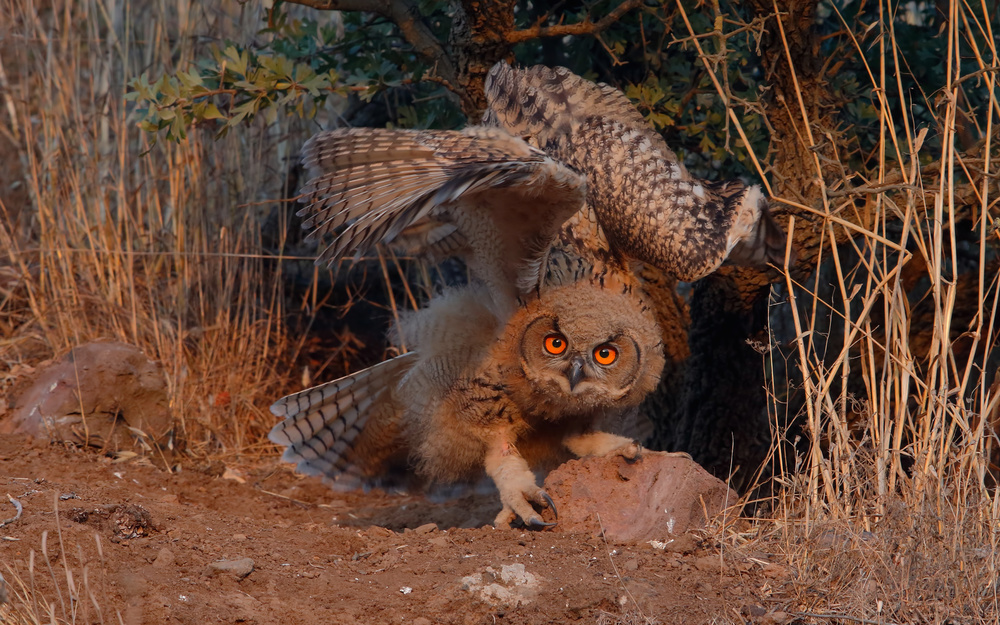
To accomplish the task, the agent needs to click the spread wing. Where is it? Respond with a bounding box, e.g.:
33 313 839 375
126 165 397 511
297 126 586 299
484 62 789 282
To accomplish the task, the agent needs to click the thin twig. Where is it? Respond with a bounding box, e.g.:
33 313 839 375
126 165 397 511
0 495 23 528
507 0 644 43
794 612 901 625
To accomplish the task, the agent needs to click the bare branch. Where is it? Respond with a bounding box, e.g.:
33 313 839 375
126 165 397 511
281 0 458 91
506 0 644 44
281 0 386 11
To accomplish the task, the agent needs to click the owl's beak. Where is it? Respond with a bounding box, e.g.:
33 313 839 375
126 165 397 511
566 356 586 391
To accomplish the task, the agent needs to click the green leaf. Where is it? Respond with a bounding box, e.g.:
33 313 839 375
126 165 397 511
223 45 248 75
178 70 204 89
202 103 225 120
168 114 187 141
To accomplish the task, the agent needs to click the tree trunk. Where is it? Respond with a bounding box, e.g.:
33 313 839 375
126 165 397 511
646 0 838 490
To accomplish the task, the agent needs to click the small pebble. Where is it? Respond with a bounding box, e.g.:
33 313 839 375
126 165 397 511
415 523 438 535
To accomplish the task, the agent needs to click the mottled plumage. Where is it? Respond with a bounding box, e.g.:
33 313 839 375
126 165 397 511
484 63 787 280
269 62 788 527
298 125 585 304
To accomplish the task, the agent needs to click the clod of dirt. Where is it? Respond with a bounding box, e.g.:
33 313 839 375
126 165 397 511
694 554 723 573
1 341 175 453
152 547 175 568
661 531 699 554
543 453 738 542
460 563 540 607
206 558 255 579
68 503 154 540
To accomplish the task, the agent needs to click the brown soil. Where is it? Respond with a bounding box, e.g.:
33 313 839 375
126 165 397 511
0 436 787 624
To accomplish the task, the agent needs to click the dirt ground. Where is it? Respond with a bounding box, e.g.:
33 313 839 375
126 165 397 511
0 435 793 625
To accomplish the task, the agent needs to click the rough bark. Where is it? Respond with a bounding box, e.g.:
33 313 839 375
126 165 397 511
449 0 517 115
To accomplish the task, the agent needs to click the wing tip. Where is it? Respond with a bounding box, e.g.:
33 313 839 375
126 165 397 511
727 186 796 269
268 421 291 445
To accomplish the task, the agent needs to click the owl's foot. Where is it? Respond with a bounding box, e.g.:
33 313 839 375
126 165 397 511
563 432 693 462
613 441 643 461
636 448 693 461
486 442 557 529
493 490 557 529
613 444 694 463
609 441 692 462
564 430 638 458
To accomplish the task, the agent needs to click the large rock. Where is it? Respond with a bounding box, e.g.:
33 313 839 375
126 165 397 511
1 341 175 452
543 453 738 542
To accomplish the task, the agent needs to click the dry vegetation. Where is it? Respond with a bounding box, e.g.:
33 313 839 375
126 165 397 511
1 0 998 623
0 0 314 456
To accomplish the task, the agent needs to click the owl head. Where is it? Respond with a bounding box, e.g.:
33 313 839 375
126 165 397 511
510 278 664 414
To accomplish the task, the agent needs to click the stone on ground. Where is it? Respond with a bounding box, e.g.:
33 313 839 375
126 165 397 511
544 453 738 542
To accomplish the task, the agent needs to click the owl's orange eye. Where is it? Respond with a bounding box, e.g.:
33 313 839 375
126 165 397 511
544 333 568 355
593 344 618 365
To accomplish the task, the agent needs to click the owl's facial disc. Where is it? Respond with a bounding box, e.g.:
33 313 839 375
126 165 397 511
521 316 640 403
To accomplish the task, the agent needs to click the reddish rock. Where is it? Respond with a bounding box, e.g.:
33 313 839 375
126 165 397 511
543 453 738 542
1 341 175 452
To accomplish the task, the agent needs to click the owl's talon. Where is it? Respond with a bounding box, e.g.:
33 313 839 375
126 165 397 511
526 517 557 528
538 490 558 520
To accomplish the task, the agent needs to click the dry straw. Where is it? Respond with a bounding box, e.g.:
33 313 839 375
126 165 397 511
676 0 1000 621
0 0 311 456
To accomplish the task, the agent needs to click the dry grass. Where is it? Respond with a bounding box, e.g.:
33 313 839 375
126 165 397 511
1 495 113 625
0 0 314 456
1 0 999 623
676 1 1000 622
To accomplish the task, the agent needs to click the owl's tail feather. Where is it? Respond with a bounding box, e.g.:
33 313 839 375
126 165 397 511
268 352 419 484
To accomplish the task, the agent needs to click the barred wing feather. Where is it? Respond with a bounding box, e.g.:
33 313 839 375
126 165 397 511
297 126 587 296
268 352 418 479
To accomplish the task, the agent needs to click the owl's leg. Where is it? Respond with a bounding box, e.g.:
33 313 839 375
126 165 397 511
563 431 692 461
484 438 556 529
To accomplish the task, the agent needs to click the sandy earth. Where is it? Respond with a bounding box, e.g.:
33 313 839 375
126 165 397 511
0 435 794 624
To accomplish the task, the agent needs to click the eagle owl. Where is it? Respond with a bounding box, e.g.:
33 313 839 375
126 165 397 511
269 63 787 527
